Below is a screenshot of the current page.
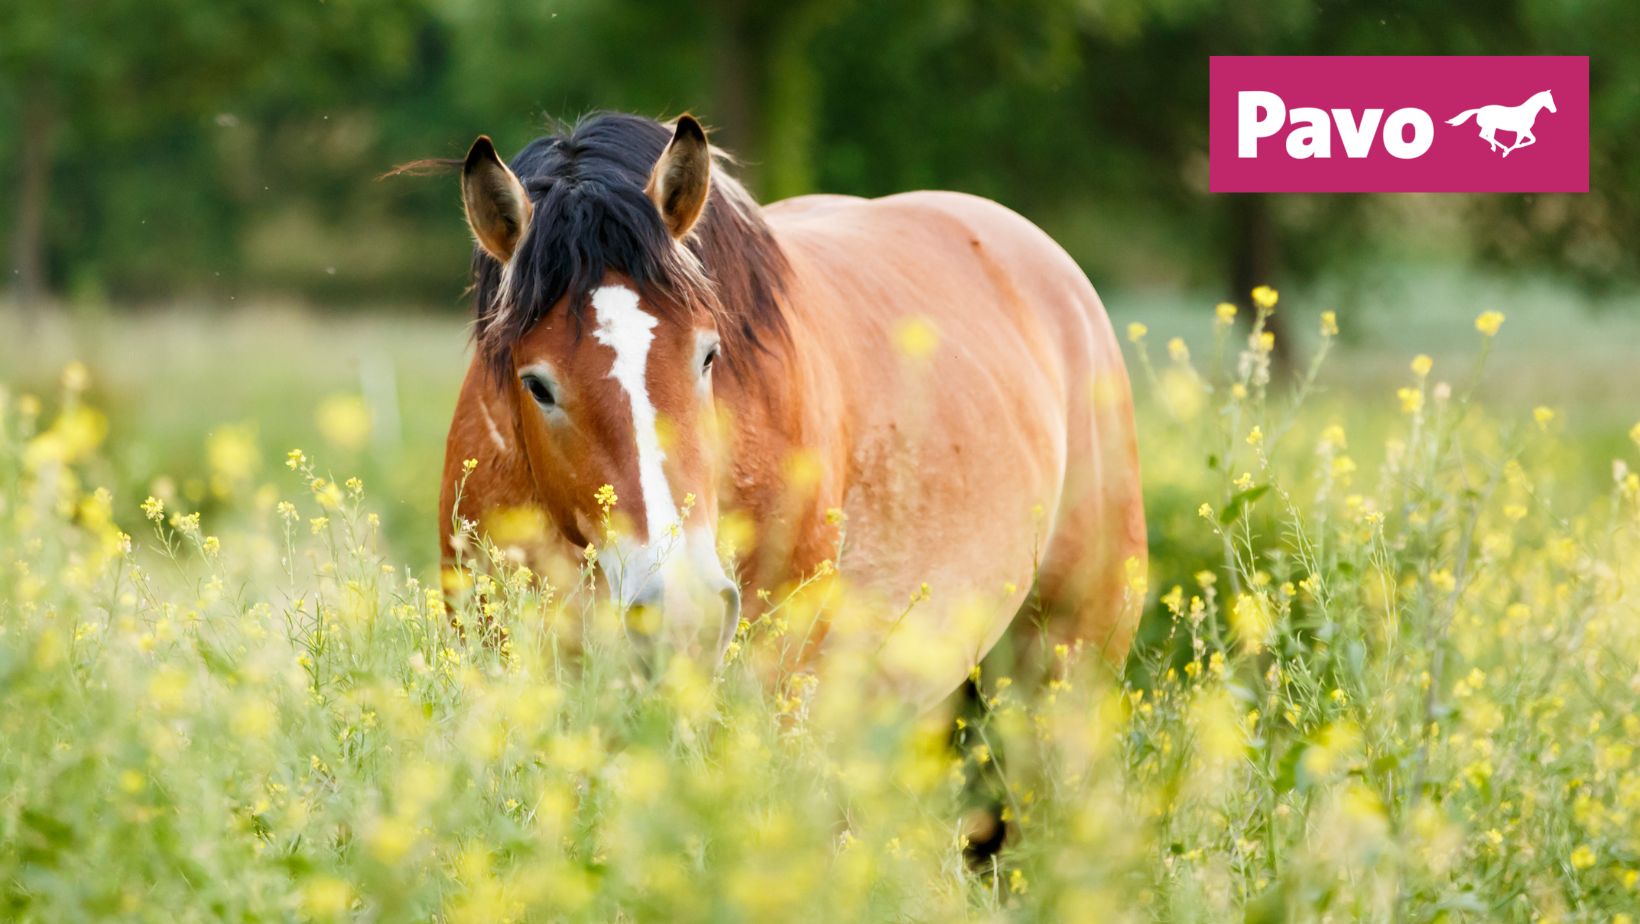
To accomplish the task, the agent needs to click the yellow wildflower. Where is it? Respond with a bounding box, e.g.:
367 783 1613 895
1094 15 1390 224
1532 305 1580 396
894 316 939 359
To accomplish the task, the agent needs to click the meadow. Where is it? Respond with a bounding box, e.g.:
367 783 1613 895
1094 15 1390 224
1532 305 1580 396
3 280 1639 921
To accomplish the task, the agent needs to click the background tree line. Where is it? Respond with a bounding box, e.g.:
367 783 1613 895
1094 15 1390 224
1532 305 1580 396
2 0 1634 313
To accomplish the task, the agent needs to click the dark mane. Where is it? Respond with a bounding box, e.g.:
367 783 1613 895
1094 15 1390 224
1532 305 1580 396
471 112 789 378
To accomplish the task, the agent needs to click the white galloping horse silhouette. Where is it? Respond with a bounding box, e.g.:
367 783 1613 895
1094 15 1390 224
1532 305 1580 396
1447 90 1556 158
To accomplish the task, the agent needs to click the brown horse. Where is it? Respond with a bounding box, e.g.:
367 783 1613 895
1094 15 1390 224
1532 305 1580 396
436 112 1144 707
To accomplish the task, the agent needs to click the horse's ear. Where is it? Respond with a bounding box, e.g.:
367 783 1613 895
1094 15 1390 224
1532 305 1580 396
461 136 532 263
646 115 711 240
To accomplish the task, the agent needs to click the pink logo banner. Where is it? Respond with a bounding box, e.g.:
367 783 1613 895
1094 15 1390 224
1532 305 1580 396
1209 56 1589 193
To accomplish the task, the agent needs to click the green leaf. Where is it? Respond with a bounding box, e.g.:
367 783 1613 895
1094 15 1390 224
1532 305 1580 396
1219 484 1271 525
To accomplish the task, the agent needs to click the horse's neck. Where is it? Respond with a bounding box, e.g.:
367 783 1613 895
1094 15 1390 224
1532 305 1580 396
713 257 850 572
717 305 832 473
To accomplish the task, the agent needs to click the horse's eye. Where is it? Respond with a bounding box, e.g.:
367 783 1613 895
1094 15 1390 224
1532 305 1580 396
521 373 556 408
701 344 719 375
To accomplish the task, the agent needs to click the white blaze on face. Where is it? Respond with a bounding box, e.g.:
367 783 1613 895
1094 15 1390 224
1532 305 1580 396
592 285 680 544
588 284 738 658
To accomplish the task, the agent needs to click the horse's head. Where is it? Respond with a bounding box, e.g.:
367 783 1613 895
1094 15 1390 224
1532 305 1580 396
454 116 741 659
1543 90 1557 114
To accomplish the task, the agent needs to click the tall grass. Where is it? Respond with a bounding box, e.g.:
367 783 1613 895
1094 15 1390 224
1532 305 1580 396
2 296 1637 921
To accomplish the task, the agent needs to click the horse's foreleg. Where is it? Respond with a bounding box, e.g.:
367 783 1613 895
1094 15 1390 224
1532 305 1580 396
1509 133 1536 156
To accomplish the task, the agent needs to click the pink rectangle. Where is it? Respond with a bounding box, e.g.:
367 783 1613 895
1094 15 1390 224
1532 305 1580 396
1209 56 1589 193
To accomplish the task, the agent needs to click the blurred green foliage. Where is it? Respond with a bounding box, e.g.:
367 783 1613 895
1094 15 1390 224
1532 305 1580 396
1 0 1636 308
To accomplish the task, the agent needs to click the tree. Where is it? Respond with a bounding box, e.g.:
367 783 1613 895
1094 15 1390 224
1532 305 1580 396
0 0 421 306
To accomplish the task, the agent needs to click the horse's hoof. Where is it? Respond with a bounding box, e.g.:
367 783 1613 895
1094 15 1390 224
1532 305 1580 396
961 803 1008 867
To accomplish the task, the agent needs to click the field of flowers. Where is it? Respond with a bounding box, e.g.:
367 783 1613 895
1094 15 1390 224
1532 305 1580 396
3 291 1639 921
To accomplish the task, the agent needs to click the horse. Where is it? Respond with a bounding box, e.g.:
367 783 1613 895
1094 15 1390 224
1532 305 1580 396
1447 90 1556 158
433 112 1145 709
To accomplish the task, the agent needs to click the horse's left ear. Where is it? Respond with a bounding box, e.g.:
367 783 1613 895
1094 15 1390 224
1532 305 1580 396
646 115 711 240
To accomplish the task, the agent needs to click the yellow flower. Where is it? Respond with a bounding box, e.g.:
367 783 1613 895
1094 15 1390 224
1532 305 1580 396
301 877 353 918
141 496 166 522
286 449 307 471
1532 406 1555 430
894 316 939 359
1009 868 1029 894
62 361 91 392
1474 310 1506 337
1570 844 1597 870
1411 354 1433 377
1251 285 1278 310
315 394 372 451
1397 387 1424 415
1215 302 1237 325
1320 310 1338 336
367 816 416 864
1167 337 1189 362
595 483 619 511
1246 426 1263 446
1126 321 1148 344
1230 593 1274 652
205 424 260 491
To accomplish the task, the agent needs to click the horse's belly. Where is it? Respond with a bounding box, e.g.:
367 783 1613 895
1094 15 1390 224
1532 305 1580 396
823 353 1068 707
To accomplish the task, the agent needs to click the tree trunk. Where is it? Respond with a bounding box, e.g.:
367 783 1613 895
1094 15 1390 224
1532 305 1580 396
757 9 824 202
709 2 761 190
707 2 836 203
1229 193 1296 376
10 87 55 311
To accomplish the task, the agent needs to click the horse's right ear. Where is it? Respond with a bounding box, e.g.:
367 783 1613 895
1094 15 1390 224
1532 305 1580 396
461 136 531 263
